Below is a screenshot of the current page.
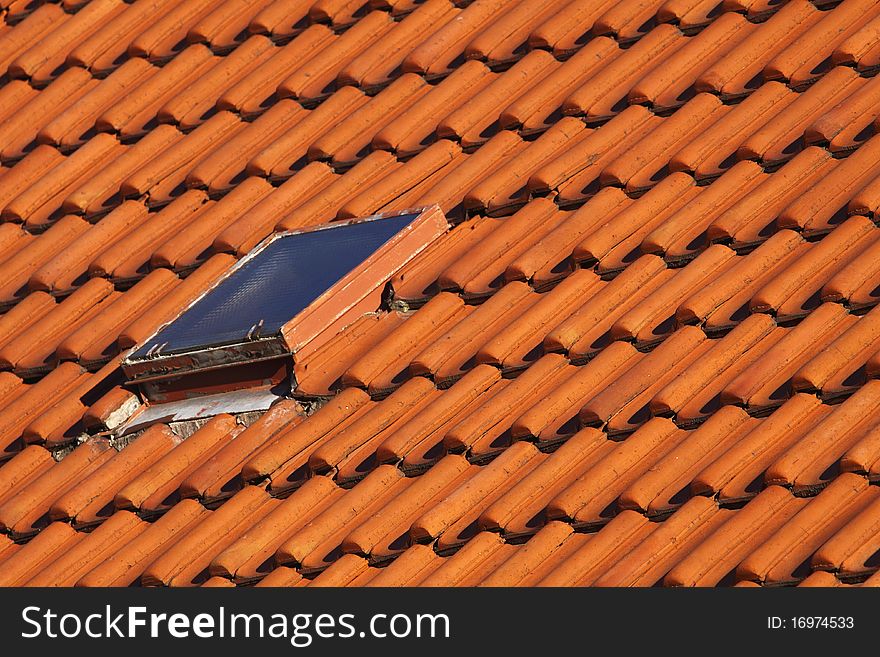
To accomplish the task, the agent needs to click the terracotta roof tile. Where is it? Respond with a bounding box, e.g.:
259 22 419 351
275 464 400 570
189 101 308 193
664 485 801 586
738 65 863 165
593 496 731 586
89 190 206 281
375 60 495 156
464 0 559 65
279 11 394 101
119 110 243 206
812 489 880 578
3 0 880 589
377 364 500 470
25 509 146 586
212 167 331 254
168 409 284 502
696 0 822 97
833 11 880 71
763 0 880 88
601 94 725 193
0 67 97 163
241 387 369 480
658 0 730 30
737 472 879 585
546 417 683 525
188 0 277 51
338 0 459 90
477 521 575 586
0 437 110 535
650 314 777 424
9 0 125 86
310 376 436 479
217 25 331 116
249 0 313 39
342 291 468 394
149 176 273 270
766 381 880 493
0 216 88 305
142 485 275 586
564 24 685 121
210 475 340 581
544 254 667 357
468 116 589 214
0 277 117 376
822 238 880 310
30 202 148 292
534 511 646 585
66 0 180 73
77 498 203 585
750 216 880 318
0 5 67 79
128 0 218 62
0 521 80 586
82 385 141 432
778 137 880 234
402 0 509 77
55 269 180 368
503 38 619 134
529 0 617 54
339 140 461 218
669 81 796 180
157 35 277 130
577 172 700 273
706 145 834 247
629 13 753 111
478 430 609 536
39 59 158 153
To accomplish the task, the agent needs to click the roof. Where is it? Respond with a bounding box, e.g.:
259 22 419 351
0 0 879 587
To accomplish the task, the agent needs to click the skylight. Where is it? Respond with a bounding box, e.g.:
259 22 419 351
122 207 448 396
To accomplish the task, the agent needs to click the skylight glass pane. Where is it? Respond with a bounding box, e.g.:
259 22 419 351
132 212 420 358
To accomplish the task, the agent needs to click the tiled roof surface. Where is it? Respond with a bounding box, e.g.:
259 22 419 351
1 0 880 587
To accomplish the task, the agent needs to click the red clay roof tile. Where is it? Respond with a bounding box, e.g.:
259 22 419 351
9 0 125 85
664 485 801 586
696 0 822 97
25 509 146 586
78 498 208 586
188 0 276 50
3 0 880 590
629 13 753 111
811 491 880 577
142 485 275 586
0 521 80 586
66 0 180 73
763 0 880 88
658 0 729 29
833 11 880 71
547 417 681 524
565 24 685 121
737 472 879 585
529 0 616 54
173 406 295 503
210 475 340 582
249 0 313 39
0 4 67 78
593 496 731 586
128 0 217 62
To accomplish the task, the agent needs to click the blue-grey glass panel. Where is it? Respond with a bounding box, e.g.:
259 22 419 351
131 212 419 358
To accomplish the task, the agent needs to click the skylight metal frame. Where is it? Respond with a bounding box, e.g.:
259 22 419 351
122 205 449 385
